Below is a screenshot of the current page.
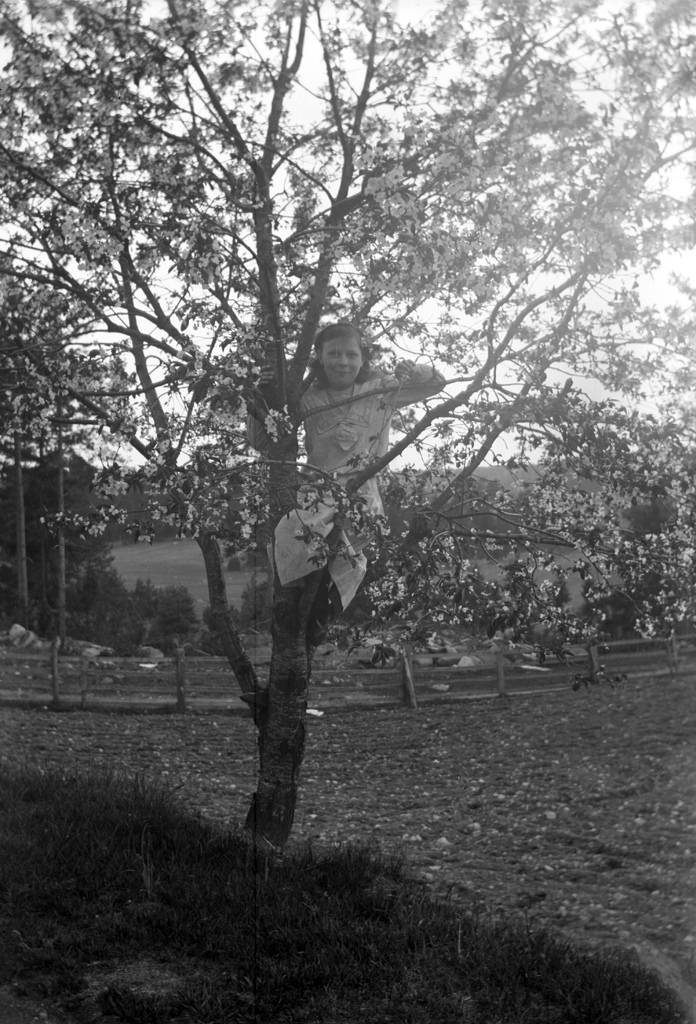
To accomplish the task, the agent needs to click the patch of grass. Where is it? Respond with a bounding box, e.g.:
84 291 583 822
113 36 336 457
0 768 687 1024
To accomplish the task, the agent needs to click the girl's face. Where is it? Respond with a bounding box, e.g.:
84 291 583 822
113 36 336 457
318 335 364 389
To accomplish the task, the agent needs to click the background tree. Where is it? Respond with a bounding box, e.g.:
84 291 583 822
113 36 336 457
0 452 109 630
375 401 696 643
0 0 694 847
0 280 105 632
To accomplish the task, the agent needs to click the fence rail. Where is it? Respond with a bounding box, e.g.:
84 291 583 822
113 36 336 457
1 633 695 713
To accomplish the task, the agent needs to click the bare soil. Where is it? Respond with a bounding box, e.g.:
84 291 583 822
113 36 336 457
2 674 695 1002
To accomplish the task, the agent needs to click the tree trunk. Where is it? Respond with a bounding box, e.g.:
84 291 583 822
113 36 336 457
197 531 263 719
14 432 29 627
197 436 319 848
197 529 322 849
56 409 67 645
244 568 323 850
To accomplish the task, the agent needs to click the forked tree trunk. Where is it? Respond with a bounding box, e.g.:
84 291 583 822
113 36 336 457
198 434 322 848
197 532 262 717
244 569 323 850
198 530 322 849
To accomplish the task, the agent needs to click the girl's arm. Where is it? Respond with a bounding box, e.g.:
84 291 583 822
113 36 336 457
386 360 446 408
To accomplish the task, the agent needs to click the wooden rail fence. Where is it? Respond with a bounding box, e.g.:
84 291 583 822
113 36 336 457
0 634 694 713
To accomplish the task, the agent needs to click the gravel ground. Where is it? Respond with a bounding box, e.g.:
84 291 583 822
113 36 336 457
2 674 695 998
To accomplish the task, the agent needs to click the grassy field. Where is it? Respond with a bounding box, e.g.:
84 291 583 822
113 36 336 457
0 766 687 1024
110 538 254 613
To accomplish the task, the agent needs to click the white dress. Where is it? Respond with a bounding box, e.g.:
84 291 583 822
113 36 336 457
274 366 444 608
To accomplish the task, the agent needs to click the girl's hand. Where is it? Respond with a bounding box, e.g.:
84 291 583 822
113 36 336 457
394 360 437 383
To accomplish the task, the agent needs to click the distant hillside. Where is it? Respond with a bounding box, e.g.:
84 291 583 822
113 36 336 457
473 463 604 497
110 539 253 614
473 464 541 487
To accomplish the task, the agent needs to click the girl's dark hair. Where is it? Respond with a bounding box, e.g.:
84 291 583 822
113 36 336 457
309 321 372 388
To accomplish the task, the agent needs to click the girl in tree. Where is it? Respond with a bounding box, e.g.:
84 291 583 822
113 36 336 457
250 321 445 643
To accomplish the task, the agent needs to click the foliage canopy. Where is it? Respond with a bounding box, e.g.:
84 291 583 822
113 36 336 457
2 0 696 843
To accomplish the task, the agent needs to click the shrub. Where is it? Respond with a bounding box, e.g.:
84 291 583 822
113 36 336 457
146 585 198 654
66 563 144 654
65 571 199 656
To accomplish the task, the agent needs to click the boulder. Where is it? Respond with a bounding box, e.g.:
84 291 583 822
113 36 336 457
8 624 46 650
8 623 27 644
135 645 165 661
62 637 114 657
81 646 105 660
456 654 484 668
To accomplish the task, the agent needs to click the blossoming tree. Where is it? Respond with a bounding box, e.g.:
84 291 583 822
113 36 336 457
0 0 695 847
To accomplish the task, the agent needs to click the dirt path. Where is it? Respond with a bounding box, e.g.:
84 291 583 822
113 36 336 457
2 675 695 999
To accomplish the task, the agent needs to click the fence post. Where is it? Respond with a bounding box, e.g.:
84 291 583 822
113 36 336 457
667 634 679 679
399 645 418 709
174 643 187 713
50 636 61 706
79 658 88 710
587 644 601 683
495 646 506 695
